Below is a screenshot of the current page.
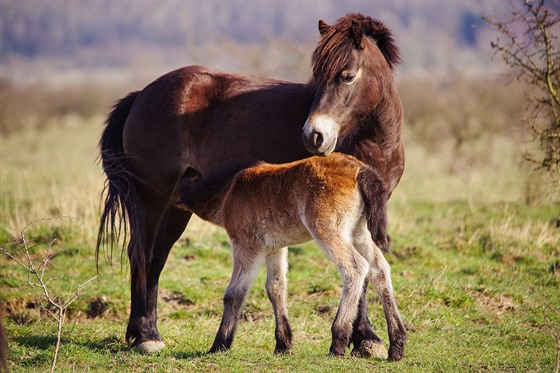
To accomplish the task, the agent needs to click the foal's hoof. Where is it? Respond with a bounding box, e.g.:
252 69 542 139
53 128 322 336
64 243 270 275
357 340 388 360
135 340 166 354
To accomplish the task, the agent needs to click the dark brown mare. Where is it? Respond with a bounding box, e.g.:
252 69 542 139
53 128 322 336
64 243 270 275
97 13 404 357
176 153 406 359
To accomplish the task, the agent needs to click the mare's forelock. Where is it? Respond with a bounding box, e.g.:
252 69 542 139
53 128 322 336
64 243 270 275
311 13 401 87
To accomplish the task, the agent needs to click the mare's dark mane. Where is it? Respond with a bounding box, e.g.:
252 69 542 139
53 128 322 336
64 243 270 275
311 13 401 87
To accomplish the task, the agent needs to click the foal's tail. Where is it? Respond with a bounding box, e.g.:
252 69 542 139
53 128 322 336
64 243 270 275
357 166 391 252
96 91 147 289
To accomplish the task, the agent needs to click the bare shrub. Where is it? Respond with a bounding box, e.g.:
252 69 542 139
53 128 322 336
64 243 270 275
0 220 98 373
484 0 560 185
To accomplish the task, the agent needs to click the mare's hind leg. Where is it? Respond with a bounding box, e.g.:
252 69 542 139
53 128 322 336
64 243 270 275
209 242 265 353
125 182 168 351
265 247 292 354
133 205 192 353
369 245 407 361
317 237 369 356
126 201 191 353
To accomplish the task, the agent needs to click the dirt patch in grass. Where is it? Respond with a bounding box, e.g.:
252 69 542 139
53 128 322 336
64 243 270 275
86 296 110 318
468 289 518 318
160 290 196 308
4 294 122 324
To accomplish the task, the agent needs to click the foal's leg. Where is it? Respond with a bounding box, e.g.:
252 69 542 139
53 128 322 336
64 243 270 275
265 247 292 354
318 238 369 356
209 243 265 353
369 246 407 361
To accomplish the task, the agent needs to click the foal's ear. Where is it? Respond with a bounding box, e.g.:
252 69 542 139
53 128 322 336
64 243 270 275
350 20 365 50
318 20 330 35
366 18 402 69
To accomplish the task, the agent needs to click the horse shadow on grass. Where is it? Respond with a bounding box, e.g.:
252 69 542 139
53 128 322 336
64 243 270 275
12 335 60 350
13 333 210 360
172 350 208 359
12 334 126 355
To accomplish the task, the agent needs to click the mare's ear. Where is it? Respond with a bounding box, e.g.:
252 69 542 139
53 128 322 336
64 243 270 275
350 19 365 50
366 18 402 69
318 20 330 35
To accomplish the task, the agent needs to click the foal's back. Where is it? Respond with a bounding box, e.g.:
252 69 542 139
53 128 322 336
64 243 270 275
220 153 367 249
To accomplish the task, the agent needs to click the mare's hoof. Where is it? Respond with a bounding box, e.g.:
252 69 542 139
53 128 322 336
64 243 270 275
135 340 166 354
358 340 388 360
208 345 229 354
273 348 292 355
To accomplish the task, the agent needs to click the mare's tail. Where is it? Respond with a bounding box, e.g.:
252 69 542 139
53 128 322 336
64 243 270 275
357 166 391 252
96 91 148 292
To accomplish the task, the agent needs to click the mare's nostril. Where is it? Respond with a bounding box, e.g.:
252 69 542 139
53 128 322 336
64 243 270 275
313 132 323 148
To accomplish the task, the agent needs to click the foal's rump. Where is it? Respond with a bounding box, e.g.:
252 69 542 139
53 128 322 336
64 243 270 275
285 154 389 249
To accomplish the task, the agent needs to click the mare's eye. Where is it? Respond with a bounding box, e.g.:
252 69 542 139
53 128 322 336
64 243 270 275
341 71 357 84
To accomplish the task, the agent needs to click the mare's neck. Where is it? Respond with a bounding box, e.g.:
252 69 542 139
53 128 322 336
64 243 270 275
371 78 403 155
342 78 403 158
338 77 404 195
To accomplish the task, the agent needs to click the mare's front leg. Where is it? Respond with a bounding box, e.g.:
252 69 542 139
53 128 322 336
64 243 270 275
350 225 388 358
128 204 192 353
370 246 407 361
265 247 292 354
209 242 265 353
350 281 388 357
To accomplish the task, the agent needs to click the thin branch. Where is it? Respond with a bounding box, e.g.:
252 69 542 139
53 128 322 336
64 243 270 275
0 218 97 373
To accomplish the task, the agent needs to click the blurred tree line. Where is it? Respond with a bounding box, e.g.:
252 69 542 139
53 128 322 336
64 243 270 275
1 1 506 76
1 0 557 203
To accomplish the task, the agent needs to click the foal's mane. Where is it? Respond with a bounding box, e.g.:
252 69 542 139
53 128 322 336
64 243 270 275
311 13 401 87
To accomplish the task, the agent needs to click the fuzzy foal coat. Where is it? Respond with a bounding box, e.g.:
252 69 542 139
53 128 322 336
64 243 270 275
177 153 406 359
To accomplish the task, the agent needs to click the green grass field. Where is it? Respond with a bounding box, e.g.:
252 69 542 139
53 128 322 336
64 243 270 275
1 117 559 372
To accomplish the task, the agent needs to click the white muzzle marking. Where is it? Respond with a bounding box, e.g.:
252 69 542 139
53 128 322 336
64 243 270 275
303 114 340 154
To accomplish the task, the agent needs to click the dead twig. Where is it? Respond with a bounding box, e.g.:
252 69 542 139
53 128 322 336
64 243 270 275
0 219 98 373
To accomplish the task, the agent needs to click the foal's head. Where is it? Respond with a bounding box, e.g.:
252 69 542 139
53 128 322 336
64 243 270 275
303 13 401 155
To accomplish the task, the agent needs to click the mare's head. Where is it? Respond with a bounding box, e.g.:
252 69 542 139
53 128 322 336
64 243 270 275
302 13 401 155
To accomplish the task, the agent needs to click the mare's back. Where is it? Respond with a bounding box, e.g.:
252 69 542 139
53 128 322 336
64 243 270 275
125 66 316 173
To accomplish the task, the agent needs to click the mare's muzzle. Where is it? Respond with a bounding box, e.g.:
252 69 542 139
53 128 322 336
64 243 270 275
302 115 339 155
